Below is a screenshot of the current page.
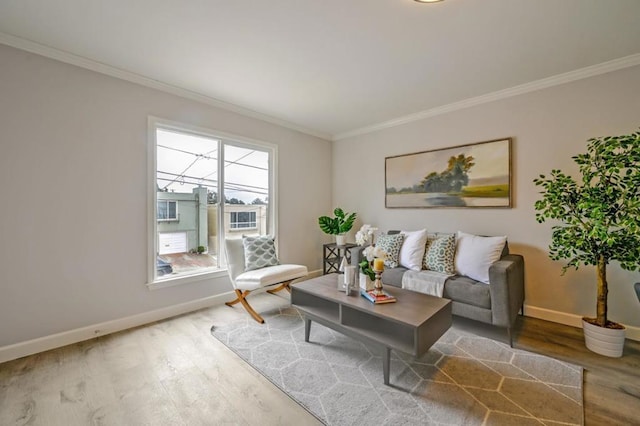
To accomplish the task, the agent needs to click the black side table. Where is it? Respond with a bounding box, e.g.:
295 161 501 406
323 243 358 275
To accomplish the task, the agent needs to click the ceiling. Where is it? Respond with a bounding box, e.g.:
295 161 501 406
1 0 639 140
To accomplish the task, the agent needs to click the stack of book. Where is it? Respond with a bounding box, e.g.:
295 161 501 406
360 289 397 304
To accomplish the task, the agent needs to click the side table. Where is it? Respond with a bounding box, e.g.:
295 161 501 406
323 243 358 275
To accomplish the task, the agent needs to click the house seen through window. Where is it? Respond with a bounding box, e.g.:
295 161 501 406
230 211 257 229
153 123 273 281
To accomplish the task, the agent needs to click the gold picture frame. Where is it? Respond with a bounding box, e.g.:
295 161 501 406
385 138 512 208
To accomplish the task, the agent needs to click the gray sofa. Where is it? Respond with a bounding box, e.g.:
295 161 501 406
351 232 525 345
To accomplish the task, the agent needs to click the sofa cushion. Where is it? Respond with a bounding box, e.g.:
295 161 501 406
443 275 491 309
381 267 406 288
235 264 308 291
423 233 456 274
376 233 405 268
455 231 507 284
399 229 428 271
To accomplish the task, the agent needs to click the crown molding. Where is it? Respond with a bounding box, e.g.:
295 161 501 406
333 53 640 141
0 32 331 141
2 31 638 143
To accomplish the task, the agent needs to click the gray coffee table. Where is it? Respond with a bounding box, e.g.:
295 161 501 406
291 274 452 385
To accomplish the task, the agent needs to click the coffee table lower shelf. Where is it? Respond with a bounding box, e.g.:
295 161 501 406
291 274 452 385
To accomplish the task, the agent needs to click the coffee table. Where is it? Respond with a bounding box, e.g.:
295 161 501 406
291 274 452 385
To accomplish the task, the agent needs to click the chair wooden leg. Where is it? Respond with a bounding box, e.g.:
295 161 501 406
225 289 244 306
226 289 264 323
266 279 293 294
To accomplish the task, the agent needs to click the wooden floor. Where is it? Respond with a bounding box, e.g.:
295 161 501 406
514 316 640 425
1 292 639 425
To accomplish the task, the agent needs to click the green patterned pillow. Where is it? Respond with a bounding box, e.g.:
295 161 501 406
242 235 279 271
375 234 405 268
423 234 456 274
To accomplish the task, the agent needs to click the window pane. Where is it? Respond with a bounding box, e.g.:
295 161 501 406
224 145 269 238
156 129 219 279
158 201 168 220
151 122 274 284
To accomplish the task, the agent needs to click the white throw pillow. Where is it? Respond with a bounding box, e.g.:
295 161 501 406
399 229 428 271
454 231 507 284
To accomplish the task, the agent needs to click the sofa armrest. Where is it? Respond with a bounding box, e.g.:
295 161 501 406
488 254 525 328
350 245 367 267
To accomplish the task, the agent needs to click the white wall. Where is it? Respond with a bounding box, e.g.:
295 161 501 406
0 44 332 348
333 65 640 332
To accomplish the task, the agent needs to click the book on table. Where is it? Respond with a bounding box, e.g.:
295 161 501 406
360 289 397 304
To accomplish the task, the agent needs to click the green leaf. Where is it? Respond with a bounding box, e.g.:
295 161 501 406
532 128 640 323
319 207 357 235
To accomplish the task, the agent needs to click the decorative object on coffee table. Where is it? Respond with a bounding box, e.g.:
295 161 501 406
359 246 387 280
361 288 396 304
372 262 385 296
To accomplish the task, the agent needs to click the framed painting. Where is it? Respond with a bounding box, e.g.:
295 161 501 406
385 138 512 208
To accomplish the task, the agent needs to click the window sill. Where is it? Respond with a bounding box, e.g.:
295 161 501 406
147 269 228 290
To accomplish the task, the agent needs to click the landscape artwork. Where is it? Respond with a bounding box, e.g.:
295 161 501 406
385 138 511 208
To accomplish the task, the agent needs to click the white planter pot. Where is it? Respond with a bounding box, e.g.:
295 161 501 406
335 234 346 246
582 319 626 358
359 273 374 291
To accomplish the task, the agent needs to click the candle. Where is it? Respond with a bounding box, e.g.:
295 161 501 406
344 265 355 285
373 258 385 271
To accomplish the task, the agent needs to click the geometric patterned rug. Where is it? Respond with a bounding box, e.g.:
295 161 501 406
211 306 583 425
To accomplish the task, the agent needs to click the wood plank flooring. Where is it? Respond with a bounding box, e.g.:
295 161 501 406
1 291 639 425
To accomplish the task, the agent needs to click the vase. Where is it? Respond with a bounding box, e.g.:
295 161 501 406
582 319 626 358
335 234 346 246
359 273 374 292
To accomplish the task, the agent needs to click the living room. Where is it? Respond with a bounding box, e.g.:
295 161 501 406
1 1 639 425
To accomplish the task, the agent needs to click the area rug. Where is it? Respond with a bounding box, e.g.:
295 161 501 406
211 307 583 425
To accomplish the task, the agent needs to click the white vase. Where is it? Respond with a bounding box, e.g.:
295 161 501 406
359 273 374 291
582 319 626 358
335 234 346 246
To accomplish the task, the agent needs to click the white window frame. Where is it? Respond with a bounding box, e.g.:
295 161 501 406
147 116 278 289
157 200 178 221
230 211 258 230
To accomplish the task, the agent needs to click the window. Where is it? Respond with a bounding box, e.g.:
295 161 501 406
157 200 178 221
149 118 275 285
230 211 257 229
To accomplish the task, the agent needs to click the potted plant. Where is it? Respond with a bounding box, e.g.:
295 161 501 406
533 130 640 357
358 245 387 291
318 207 357 246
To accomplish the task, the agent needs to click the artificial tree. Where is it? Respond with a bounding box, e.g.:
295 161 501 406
533 130 640 329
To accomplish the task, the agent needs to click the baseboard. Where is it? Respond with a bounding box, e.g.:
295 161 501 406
12 289 629 364
0 291 234 364
524 304 640 342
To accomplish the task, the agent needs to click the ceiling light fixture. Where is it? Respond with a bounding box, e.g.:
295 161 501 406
414 0 444 3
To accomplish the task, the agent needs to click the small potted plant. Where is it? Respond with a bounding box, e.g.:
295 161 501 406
318 207 357 246
533 130 640 357
355 224 379 246
359 245 387 291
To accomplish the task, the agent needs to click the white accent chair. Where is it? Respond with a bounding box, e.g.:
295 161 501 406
224 238 308 323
